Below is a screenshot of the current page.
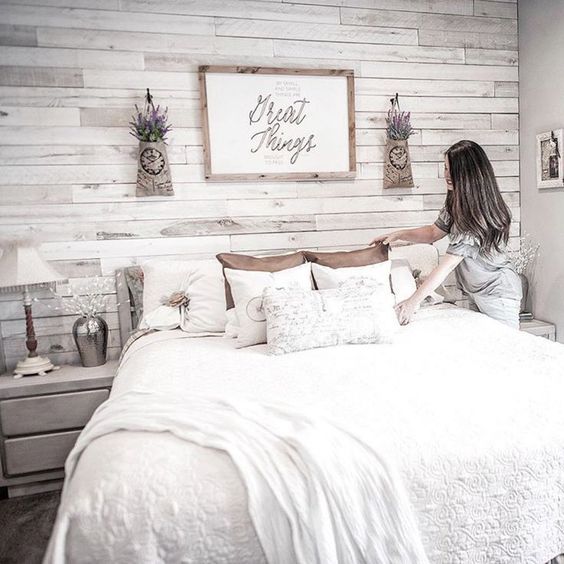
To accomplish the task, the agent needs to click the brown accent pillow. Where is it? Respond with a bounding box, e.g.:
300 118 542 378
303 243 389 268
216 251 306 309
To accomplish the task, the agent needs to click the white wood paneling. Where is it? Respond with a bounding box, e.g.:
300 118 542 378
0 0 519 367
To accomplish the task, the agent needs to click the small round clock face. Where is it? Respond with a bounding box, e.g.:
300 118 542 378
389 145 408 170
140 147 165 176
246 296 265 322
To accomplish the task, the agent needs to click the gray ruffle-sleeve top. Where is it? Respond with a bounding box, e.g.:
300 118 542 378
434 206 522 300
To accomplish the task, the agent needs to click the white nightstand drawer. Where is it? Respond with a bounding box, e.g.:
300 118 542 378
0 389 109 437
4 430 81 475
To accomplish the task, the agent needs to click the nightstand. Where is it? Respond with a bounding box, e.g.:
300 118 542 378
520 319 556 341
0 361 116 498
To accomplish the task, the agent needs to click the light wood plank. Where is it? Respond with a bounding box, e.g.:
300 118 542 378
359 61 518 81
298 0 473 16
37 27 274 57
0 184 72 204
465 48 518 66
0 66 83 87
2 4 213 35
0 126 201 145
355 95 518 113
0 200 227 224
491 114 519 129
83 69 198 91
0 107 80 126
474 0 517 18
495 81 518 97
215 17 417 45
80 107 199 128
39 236 231 260
0 216 317 242
341 7 515 33
0 145 186 166
0 24 37 47
274 39 465 63
421 129 518 146
419 30 517 50
1 0 119 8
119 0 341 23
356 78 494 97
0 46 144 70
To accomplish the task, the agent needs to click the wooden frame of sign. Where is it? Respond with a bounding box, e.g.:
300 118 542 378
199 66 356 181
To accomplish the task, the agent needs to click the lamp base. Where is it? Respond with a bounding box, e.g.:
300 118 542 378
13 355 60 378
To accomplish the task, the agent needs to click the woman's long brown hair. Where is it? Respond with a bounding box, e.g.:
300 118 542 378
445 140 511 254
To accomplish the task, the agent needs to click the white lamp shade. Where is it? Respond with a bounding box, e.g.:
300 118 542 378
0 243 67 291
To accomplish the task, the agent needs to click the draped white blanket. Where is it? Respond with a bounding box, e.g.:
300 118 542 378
45 390 429 564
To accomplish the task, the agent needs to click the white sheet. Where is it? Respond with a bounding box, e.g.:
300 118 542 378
46 305 564 564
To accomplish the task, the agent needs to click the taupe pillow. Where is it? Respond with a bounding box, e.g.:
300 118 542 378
216 251 306 309
303 243 389 269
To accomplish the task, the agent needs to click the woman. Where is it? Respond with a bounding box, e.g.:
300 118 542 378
372 139 522 328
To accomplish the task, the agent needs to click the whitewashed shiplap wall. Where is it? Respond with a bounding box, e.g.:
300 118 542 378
0 0 519 370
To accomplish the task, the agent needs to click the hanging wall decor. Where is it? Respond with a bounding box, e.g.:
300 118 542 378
199 66 356 181
536 129 564 189
383 93 414 189
130 89 174 197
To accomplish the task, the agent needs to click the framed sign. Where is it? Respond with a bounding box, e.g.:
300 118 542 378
536 129 564 189
199 66 356 181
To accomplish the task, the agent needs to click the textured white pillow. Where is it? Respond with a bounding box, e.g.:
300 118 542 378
224 262 312 348
311 260 391 290
263 278 399 355
141 259 226 334
390 259 417 303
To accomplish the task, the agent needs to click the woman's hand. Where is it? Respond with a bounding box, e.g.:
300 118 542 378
394 297 420 325
370 231 401 246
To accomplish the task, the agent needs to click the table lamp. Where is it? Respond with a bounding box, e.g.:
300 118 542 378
0 242 67 377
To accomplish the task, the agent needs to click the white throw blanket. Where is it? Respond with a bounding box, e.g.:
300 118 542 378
45 389 428 564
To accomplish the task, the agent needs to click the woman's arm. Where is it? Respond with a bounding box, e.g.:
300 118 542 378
395 253 463 325
370 224 447 246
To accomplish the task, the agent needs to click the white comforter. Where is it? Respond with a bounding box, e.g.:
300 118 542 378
46 305 564 564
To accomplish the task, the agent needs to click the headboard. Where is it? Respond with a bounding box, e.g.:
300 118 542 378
115 267 144 347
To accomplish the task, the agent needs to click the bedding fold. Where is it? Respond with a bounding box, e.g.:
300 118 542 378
44 389 428 564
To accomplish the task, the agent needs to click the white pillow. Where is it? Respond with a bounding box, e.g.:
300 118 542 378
224 262 312 348
263 278 399 355
390 259 417 303
141 259 226 334
311 260 391 290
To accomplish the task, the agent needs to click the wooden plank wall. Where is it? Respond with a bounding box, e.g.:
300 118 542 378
0 0 519 369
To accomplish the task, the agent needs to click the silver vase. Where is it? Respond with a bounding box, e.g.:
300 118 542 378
519 273 529 314
72 315 108 367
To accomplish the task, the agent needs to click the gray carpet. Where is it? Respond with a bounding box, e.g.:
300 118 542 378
0 491 60 564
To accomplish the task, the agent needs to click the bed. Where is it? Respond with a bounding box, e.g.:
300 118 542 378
45 247 564 564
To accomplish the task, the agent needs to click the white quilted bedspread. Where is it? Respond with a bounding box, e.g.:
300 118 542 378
46 305 564 564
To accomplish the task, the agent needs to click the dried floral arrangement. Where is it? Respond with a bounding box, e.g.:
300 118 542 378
129 88 172 143
509 236 540 275
40 277 111 318
386 108 413 140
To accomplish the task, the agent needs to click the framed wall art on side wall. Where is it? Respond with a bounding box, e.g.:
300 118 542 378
536 129 564 188
199 66 356 181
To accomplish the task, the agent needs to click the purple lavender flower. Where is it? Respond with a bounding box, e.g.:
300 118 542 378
386 108 413 140
129 99 172 143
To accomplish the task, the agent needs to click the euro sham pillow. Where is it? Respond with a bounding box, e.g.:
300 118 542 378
263 278 399 356
223 262 313 349
140 259 227 334
303 243 388 269
311 260 392 291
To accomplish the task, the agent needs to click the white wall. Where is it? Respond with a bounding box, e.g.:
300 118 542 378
0 0 519 368
519 0 564 342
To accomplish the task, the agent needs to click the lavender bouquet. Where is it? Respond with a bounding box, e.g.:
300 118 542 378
386 109 413 141
129 90 172 144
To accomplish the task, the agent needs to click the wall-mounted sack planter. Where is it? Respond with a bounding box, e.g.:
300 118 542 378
383 94 414 189
136 141 173 196
130 89 174 197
